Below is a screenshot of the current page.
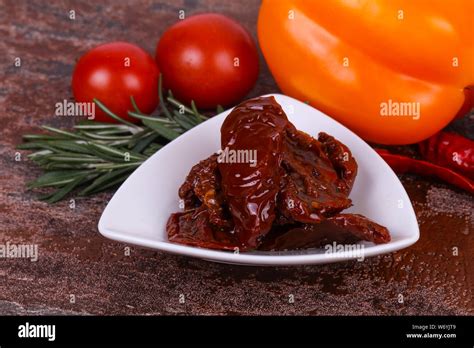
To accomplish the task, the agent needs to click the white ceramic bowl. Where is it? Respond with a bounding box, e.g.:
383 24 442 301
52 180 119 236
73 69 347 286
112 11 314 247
98 94 419 266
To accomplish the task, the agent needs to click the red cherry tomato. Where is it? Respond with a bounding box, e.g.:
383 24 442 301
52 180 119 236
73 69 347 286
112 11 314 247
156 13 259 109
72 42 159 123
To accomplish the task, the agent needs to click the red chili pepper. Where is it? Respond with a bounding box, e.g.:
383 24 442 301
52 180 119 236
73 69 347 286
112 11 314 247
419 131 474 180
375 149 474 195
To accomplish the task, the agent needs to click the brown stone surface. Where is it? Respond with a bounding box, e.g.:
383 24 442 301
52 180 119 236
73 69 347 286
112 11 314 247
0 0 473 315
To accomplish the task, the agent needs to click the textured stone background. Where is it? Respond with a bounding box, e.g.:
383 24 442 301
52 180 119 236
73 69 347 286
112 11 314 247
0 0 472 315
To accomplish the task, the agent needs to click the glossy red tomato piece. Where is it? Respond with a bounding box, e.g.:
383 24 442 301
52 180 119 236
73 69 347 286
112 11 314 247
156 13 259 109
72 42 159 123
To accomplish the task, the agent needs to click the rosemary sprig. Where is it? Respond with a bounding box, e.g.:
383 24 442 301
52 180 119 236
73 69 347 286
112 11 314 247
18 75 222 203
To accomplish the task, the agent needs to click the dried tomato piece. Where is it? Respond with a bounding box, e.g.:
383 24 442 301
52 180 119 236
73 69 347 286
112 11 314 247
167 207 239 251
260 213 390 251
318 132 358 195
178 154 230 228
218 96 289 249
278 127 353 223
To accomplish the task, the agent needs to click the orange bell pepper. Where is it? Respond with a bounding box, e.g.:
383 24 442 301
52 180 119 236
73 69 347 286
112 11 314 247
258 0 474 145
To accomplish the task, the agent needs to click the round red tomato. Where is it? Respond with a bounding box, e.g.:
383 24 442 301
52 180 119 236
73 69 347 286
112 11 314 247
156 13 259 109
72 42 159 123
